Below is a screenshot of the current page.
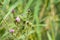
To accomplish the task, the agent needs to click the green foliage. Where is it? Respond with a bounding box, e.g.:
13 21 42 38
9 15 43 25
0 0 60 40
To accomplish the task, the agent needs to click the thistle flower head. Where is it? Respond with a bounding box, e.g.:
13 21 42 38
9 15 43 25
16 17 20 22
10 29 14 33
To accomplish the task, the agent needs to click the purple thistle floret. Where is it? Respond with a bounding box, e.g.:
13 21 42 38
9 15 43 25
16 17 20 22
10 29 14 33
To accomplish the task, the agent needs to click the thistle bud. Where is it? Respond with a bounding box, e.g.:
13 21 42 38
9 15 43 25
12 9 15 13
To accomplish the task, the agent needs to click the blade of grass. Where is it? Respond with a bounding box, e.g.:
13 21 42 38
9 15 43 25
2 0 10 10
50 0 56 40
39 0 48 19
47 31 52 40
33 0 42 40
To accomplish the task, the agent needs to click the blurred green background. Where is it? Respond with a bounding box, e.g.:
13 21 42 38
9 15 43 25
0 0 60 40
